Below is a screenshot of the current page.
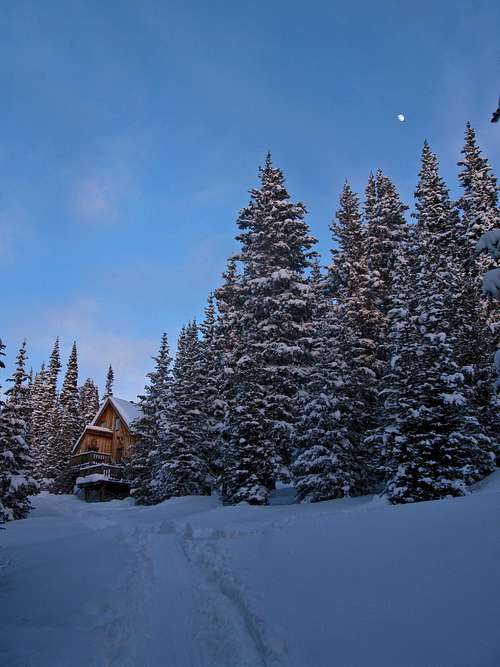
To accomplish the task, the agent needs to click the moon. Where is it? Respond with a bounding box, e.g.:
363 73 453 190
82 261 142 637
397 113 405 122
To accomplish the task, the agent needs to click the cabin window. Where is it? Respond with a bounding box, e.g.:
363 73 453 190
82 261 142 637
88 438 98 452
114 417 121 431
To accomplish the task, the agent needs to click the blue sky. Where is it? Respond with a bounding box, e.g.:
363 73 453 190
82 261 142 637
1 0 499 398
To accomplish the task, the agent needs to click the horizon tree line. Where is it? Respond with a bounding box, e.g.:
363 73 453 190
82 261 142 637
0 338 114 521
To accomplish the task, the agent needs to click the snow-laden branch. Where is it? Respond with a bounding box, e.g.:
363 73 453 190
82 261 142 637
475 229 500 260
477 229 500 394
476 229 500 300
482 268 500 300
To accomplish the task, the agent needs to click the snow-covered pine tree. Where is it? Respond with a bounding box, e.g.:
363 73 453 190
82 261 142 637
363 171 409 383
373 222 415 480
327 177 409 487
212 258 241 483
78 378 100 428
47 337 61 413
476 231 500 406
43 402 68 483
292 261 360 501
385 143 496 503
199 293 226 475
222 353 276 504
215 257 240 358
328 183 376 444
0 341 38 522
329 181 367 296
104 365 114 399
127 333 173 505
30 363 50 483
455 123 500 454
30 338 63 485
222 154 317 504
51 342 81 492
28 337 64 486
364 173 411 480
458 122 499 269
155 323 209 499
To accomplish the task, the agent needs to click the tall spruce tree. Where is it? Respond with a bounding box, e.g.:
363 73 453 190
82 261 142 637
363 172 410 482
213 258 241 481
329 183 376 444
155 323 209 499
29 337 64 486
51 342 81 491
385 143 495 503
456 123 500 454
79 378 100 427
43 402 68 484
199 293 225 474
222 155 317 504
292 262 361 501
0 341 38 522
363 171 409 385
30 364 50 483
47 337 61 412
104 365 114 399
327 177 409 488
128 333 173 504
458 122 499 262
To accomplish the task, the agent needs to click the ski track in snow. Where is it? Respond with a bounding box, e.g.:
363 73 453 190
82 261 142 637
1 476 500 667
62 499 286 667
177 520 287 667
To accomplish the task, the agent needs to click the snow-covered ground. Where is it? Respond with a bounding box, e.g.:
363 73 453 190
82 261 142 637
1 475 500 667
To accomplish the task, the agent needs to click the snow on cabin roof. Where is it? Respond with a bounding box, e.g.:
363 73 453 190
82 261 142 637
108 397 142 428
91 396 142 429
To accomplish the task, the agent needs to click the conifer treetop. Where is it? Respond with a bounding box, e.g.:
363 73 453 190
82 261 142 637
236 154 317 278
60 342 79 407
104 364 114 399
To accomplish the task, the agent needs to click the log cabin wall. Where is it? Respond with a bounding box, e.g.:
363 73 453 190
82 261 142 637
76 401 136 462
111 416 135 462
95 405 115 430
78 431 113 455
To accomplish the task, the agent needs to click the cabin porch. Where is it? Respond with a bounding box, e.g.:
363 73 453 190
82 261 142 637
70 450 130 502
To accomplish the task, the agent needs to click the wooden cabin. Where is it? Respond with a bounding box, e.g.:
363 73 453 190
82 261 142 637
70 396 141 502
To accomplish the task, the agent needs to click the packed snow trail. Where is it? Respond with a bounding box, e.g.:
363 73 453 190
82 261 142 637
1 474 500 667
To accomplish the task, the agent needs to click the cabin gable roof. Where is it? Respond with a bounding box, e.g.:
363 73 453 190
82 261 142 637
91 396 142 430
72 396 142 454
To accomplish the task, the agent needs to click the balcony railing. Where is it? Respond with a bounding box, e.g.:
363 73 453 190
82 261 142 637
76 463 126 482
70 451 113 468
70 450 128 485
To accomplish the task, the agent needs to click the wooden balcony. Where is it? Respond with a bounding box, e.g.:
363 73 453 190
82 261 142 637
76 464 126 482
70 451 113 468
71 450 127 486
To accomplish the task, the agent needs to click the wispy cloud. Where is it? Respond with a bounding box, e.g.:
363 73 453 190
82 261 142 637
74 174 122 222
0 209 29 263
0 216 16 261
71 135 147 226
